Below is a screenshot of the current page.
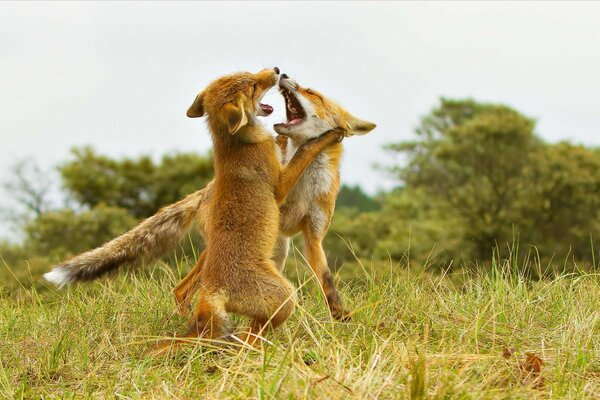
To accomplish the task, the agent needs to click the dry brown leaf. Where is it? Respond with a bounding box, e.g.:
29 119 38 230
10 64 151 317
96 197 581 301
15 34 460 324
502 348 545 388
502 347 516 360
522 352 543 374
521 352 545 388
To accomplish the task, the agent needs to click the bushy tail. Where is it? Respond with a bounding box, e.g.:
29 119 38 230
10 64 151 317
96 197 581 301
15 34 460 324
44 186 210 286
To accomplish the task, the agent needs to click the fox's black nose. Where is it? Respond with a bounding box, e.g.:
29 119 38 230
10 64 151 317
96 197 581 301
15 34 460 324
274 67 280 74
280 73 288 79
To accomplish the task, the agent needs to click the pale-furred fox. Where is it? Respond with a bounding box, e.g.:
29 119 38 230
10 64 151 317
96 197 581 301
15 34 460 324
44 73 375 323
46 68 344 349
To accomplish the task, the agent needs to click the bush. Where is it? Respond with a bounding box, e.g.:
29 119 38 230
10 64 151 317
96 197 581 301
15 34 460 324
23 204 137 260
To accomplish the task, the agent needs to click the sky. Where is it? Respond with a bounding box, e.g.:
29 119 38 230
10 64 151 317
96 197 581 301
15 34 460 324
1 1 600 237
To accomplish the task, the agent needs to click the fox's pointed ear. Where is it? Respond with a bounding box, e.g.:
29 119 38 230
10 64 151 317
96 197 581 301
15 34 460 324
187 92 205 118
223 98 248 134
345 115 376 136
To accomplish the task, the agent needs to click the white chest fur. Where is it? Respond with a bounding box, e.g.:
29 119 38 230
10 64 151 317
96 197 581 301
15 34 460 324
280 141 334 235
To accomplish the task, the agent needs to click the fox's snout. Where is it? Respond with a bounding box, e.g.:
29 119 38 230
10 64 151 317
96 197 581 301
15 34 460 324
254 67 280 86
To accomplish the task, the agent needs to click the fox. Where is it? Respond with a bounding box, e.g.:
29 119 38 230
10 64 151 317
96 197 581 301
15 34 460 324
46 67 344 349
173 74 376 320
43 73 376 323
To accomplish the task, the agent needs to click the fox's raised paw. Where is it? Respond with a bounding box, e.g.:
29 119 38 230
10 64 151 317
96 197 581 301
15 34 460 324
320 128 346 143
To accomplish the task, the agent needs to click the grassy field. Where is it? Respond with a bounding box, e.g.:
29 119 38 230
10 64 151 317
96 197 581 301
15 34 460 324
1 253 599 399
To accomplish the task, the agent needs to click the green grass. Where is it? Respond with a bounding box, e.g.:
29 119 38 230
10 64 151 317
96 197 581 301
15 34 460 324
1 254 599 399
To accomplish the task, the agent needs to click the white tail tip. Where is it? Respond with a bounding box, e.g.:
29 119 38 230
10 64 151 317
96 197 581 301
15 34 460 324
44 268 70 287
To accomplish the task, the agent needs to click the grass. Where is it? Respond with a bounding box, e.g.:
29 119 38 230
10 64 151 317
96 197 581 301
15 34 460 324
1 252 600 399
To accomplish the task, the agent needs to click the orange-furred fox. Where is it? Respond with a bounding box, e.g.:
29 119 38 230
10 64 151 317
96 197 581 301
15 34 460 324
44 73 375 322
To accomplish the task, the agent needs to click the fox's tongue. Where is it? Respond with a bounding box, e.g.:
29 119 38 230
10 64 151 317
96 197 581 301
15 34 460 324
260 103 273 115
288 118 302 125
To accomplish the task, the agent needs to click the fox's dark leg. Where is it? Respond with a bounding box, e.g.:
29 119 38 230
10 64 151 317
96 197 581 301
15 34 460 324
303 230 351 321
173 250 206 315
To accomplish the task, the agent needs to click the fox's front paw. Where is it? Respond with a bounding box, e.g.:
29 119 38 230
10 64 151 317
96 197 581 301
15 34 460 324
320 127 346 143
327 297 352 322
331 306 352 322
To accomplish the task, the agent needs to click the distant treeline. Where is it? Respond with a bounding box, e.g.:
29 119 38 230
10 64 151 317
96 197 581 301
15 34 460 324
3 98 600 281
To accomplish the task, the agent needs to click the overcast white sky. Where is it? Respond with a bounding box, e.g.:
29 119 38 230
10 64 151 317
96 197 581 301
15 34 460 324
1 2 600 236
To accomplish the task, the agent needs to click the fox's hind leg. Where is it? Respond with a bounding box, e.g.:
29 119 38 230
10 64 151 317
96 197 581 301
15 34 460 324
303 229 351 321
151 289 231 356
174 250 206 315
227 264 296 347
186 290 232 339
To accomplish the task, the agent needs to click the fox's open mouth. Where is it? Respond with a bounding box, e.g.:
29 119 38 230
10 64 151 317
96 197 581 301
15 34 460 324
256 88 274 117
274 85 306 131
284 90 306 125
259 103 273 116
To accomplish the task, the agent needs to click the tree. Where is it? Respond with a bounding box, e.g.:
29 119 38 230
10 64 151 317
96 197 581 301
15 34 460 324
59 147 214 219
325 188 466 269
336 184 381 212
521 142 600 263
23 204 138 259
1 161 57 227
388 99 541 260
384 97 600 270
